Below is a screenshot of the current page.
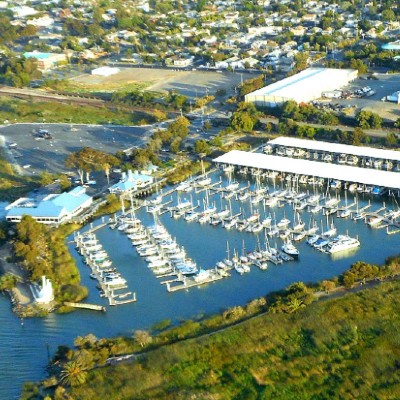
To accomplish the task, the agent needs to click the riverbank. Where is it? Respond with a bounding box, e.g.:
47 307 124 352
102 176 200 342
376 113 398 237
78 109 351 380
26 262 400 399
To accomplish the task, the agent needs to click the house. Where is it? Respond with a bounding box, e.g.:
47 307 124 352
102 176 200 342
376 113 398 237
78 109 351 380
6 186 93 225
109 170 153 194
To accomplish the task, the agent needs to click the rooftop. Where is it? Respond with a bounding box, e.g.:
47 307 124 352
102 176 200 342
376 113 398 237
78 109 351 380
214 150 400 190
245 68 357 98
268 137 400 163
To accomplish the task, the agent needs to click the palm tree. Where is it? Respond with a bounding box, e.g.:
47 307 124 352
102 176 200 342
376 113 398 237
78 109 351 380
60 360 88 387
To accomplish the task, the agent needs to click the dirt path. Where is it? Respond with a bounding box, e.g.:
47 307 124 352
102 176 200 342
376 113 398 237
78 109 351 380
0 245 34 305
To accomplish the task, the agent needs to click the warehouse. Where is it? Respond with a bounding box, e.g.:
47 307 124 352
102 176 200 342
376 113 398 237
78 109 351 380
245 68 358 107
214 150 400 191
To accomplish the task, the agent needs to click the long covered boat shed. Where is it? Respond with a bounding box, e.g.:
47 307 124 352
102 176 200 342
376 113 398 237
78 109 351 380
214 150 400 192
267 137 400 164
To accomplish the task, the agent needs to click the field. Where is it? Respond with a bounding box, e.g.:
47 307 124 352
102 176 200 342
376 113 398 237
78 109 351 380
70 67 261 99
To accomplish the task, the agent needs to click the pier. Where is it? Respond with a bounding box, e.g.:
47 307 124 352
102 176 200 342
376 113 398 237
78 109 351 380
64 302 106 312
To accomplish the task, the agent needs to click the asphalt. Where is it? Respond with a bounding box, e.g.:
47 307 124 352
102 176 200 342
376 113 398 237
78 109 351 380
0 123 153 175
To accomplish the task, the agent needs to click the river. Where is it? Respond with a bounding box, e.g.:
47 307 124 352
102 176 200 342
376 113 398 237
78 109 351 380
0 172 398 398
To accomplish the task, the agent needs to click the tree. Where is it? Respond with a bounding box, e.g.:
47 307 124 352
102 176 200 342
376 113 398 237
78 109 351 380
321 280 336 293
194 139 211 155
170 137 182 153
385 132 398 147
60 360 88 387
133 330 152 348
167 116 190 139
293 52 309 72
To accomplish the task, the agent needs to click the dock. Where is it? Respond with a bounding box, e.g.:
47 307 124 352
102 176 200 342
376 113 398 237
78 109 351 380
165 270 226 292
64 302 106 312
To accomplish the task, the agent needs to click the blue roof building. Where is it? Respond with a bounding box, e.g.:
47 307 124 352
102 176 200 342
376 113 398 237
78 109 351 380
109 170 153 194
6 186 93 225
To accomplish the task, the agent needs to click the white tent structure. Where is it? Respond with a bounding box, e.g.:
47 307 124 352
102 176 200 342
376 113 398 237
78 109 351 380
245 68 357 107
214 150 400 190
268 137 400 163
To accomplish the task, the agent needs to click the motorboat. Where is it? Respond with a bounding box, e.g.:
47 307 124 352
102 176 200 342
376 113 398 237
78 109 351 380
281 240 299 257
327 235 360 254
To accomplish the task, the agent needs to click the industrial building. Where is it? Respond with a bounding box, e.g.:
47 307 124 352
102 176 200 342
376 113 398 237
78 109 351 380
245 68 358 107
6 186 93 225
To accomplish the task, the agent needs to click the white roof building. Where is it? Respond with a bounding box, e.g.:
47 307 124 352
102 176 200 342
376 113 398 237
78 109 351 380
214 150 400 190
268 137 400 163
245 68 358 107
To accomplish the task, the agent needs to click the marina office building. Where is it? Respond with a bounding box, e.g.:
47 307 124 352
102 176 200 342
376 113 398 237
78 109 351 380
6 186 93 225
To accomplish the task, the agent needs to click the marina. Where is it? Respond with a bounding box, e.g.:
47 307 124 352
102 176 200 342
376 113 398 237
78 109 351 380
2 146 400 399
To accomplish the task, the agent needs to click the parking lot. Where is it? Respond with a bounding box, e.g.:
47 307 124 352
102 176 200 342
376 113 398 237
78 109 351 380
328 73 400 121
0 123 152 175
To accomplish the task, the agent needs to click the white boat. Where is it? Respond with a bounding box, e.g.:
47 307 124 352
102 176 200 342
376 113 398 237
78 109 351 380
234 264 245 275
282 240 299 258
264 196 278 207
103 276 127 286
176 181 191 191
194 269 212 282
185 211 199 222
238 191 250 202
148 259 169 268
277 217 290 229
175 197 192 210
366 216 384 227
338 209 351 218
327 235 360 254
225 181 240 191
223 217 237 230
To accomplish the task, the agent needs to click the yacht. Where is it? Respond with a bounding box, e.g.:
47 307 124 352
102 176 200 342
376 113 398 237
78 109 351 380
103 276 127 287
327 235 360 254
281 240 299 258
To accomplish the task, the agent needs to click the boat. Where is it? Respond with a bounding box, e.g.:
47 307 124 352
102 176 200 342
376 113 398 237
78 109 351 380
366 216 384 227
194 269 212 282
277 217 290 229
103 276 127 287
281 240 299 258
185 211 199 222
327 235 360 254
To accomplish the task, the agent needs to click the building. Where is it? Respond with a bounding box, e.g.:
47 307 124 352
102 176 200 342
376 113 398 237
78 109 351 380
245 68 358 107
109 170 153 194
214 150 400 193
6 186 93 225
23 51 67 71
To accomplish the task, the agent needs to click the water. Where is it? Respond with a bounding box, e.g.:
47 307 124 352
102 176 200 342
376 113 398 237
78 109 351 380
0 171 399 398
